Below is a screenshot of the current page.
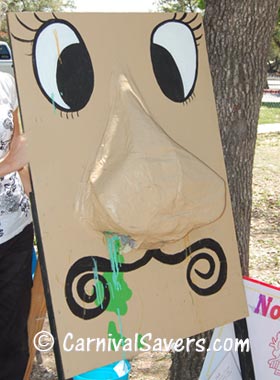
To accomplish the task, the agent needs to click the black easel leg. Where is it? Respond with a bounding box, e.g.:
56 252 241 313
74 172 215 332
233 318 255 380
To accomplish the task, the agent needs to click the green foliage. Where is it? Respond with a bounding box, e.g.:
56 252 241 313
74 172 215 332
154 0 205 13
0 0 75 41
3 0 75 12
197 0 205 10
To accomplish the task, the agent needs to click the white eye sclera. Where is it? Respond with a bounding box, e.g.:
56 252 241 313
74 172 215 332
33 19 94 112
151 20 198 103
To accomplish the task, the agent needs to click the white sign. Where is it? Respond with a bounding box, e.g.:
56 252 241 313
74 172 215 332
208 352 241 380
200 277 280 380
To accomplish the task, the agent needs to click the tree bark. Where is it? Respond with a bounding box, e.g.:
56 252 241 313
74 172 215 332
204 0 279 274
169 1 280 379
169 330 213 379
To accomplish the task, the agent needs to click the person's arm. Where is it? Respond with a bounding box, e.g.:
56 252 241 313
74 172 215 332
18 165 32 196
0 108 28 177
13 109 32 194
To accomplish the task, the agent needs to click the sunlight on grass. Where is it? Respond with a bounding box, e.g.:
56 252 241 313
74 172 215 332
259 104 280 124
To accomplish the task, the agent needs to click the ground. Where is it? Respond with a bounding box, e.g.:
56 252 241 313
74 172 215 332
249 132 280 284
30 131 280 380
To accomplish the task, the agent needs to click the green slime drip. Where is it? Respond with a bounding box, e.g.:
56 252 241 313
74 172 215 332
92 258 104 309
95 233 144 352
101 233 133 315
108 320 144 351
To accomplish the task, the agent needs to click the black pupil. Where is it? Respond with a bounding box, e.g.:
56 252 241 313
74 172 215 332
151 43 185 103
56 43 94 112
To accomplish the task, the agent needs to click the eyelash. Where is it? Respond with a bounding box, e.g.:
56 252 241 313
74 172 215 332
12 12 58 44
172 13 202 106
172 12 203 43
13 13 202 109
12 13 93 118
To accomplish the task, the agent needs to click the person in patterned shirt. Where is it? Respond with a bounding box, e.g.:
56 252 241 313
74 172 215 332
0 71 33 380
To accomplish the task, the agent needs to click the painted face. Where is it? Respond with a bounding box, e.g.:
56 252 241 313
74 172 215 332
10 12 246 378
13 12 225 249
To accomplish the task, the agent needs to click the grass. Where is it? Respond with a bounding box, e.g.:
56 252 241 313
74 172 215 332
249 132 280 285
259 104 280 124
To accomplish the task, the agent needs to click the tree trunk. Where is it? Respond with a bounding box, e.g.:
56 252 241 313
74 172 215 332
169 1 280 379
170 330 213 379
204 0 279 274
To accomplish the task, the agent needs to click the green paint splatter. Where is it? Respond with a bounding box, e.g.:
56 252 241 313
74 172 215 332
108 320 145 351
137 333 145 349
95 233 133 315
108 320 125 352
103 270 132 315
97 233 146 353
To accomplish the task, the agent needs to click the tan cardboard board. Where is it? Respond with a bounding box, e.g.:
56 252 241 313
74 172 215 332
8 12 247 378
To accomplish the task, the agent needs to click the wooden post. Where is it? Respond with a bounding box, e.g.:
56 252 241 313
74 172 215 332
24 262 47 380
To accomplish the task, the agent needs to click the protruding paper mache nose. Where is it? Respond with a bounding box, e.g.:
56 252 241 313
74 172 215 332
76 75 226 249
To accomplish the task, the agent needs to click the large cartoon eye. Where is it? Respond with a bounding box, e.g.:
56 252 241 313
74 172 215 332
30 19 94 113
150 14 201 103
